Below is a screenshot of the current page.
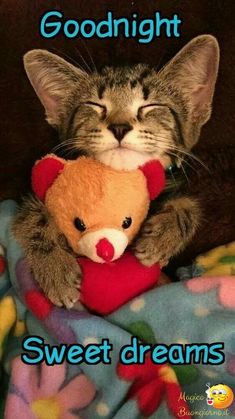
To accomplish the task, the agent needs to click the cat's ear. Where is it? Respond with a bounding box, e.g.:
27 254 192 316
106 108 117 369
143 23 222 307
24 50 88 127
160 35 219 124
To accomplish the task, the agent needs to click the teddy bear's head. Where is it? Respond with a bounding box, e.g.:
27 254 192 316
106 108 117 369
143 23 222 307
32 155 165 263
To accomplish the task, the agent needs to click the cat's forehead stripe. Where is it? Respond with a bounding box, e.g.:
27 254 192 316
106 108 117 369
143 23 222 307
142 86 150 100
137 68 152 83
98 84 105 99
130 79 138 88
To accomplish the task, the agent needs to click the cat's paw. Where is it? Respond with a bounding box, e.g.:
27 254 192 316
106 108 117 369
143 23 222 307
133 198 200 267
133 213 173 266
48 258 82 309
32 248 82 309
47 281 80 309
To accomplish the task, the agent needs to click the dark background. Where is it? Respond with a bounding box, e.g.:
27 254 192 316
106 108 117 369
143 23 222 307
0 0 234 266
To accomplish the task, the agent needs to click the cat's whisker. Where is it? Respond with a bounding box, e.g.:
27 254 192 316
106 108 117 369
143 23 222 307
182 152 210 173
165 149 180 161
78 39 97 73
51 142 73 153
171 148 210 173
75 45 93 73
181 163 190 185
180 158 198 173
165 149 198 178
51 139 84 153
51 132 104 153
50 48 90 75
168 168 178 188
51 136 92 154
140 138 172 147
153 136 210 173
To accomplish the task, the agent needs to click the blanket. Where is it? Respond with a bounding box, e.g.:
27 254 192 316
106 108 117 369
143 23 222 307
0 200 235 419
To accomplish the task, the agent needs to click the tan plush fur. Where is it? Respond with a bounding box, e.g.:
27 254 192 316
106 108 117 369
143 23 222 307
45 157 149 254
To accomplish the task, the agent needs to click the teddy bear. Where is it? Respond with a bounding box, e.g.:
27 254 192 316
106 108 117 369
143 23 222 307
31 155 165 315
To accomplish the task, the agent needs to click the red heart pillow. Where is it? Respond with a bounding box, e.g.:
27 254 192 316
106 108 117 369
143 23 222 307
79 251 160 315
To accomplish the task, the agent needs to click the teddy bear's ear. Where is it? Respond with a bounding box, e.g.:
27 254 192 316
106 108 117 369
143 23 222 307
32 154 65 201
139 160 165 200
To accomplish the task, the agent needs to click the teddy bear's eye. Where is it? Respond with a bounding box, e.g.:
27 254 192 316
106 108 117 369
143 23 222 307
122 217 132 229
74 217 86 232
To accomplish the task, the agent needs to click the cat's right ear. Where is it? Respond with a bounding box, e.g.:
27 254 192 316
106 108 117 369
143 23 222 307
24 50 88 128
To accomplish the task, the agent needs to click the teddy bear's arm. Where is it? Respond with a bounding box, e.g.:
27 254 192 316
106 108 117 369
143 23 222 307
12 196 81 308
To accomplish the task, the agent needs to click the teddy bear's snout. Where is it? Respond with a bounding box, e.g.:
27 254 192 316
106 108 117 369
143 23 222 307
77 228 128 263
96 238 114 262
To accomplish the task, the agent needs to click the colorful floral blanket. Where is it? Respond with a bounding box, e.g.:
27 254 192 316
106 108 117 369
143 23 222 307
0 200 235 419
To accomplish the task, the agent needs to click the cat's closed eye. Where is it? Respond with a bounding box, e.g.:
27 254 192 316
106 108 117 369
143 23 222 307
84 101 107 119
138 103 167 119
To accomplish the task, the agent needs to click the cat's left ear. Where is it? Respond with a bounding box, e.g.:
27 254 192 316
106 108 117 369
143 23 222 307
160 35 219 124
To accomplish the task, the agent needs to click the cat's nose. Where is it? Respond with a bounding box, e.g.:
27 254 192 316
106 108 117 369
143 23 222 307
108 123 133 142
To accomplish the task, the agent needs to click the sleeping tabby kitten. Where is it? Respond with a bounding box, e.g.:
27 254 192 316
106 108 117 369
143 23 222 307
13 35 219 308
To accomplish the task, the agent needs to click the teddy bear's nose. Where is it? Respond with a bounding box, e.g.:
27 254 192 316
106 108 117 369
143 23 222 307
96 238 114 262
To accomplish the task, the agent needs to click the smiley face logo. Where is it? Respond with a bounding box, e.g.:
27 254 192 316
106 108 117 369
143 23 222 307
206 383 234 409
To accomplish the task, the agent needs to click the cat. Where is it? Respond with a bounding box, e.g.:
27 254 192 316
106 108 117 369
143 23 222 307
13 35 219 308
